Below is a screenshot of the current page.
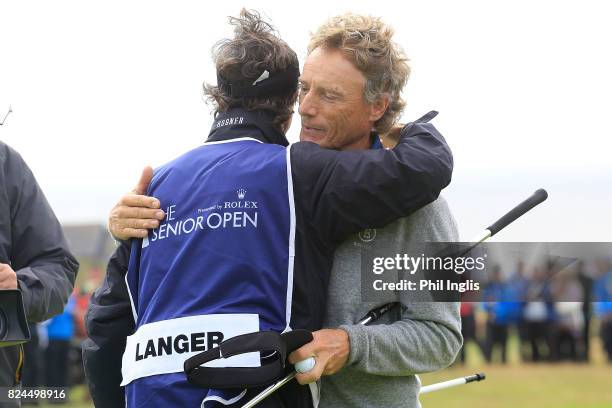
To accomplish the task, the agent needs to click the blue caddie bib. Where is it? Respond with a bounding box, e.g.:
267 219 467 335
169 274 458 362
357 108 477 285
122 134 295 407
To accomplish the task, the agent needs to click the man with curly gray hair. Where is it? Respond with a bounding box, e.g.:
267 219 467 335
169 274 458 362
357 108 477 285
301 13 410 146
288 13 462 408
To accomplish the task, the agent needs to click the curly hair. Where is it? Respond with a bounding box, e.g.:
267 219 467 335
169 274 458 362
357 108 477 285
308 13 410 134
203 9 299 131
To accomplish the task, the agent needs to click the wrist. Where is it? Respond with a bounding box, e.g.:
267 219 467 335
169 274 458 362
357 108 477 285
338 324 365 366
334 328 350 360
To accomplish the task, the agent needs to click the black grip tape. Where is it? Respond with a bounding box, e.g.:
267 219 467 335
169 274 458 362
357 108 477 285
487 189 548 236
465 372 486 383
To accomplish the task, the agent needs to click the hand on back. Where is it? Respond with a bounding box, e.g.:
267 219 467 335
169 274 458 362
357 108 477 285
108 166 165 240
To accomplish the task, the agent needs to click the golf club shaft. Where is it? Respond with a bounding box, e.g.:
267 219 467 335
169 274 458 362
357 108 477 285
469 229 491 245
241 372 297 408
0 106 12 126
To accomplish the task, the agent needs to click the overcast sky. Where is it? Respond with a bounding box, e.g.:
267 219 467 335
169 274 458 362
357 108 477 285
1 0 611 241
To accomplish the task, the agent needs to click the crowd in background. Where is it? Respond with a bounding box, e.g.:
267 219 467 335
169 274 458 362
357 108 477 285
459 258 612 364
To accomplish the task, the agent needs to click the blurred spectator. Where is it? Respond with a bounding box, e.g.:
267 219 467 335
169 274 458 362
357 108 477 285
507 261 529 361
44 294 76 402
593 259 612 362
70 286 91 390
576 260 593 361
523 267 554 362
483 265 511 364
551 268 584 361
458 301 481 364
21 323 43 406
457 269 484 364
73 285 90 340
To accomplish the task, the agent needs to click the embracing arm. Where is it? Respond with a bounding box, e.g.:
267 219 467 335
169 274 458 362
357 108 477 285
291 116 453 245
106 115 452 246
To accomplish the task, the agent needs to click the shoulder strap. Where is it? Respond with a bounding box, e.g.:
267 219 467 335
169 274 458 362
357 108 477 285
184 330 312 389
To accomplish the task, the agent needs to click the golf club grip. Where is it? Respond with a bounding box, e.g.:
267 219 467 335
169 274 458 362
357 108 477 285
365 302 397 322
465 373 486 383
487 188 548 237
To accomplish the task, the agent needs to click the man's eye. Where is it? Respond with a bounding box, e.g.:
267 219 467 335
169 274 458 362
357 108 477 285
322 92 337 101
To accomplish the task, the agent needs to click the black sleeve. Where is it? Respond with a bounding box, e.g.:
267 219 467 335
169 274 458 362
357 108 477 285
82 242 133 408
2 144 79 322
290 120 453 245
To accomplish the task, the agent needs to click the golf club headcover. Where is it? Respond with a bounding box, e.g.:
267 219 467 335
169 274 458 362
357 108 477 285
184 329 312 389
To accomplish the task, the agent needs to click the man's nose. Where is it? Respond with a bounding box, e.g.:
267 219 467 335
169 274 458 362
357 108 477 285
298 90 317 118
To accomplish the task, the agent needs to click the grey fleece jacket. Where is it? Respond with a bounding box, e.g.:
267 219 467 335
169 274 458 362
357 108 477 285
320 197 463 408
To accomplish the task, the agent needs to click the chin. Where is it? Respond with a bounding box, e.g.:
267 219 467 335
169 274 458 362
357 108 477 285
299 132 325 146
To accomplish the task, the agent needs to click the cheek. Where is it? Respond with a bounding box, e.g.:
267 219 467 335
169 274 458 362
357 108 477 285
326 108 353 147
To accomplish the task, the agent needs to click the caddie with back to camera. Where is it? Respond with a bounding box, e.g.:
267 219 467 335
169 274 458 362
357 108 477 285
83 9 454 408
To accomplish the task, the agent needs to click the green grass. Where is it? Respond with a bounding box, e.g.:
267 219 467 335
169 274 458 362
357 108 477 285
38 386 91 408
419 334 612 408
41 365 612 408
420 364 612 408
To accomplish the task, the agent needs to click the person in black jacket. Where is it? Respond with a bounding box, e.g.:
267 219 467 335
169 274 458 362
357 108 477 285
83 9 453 408
0 142 79 407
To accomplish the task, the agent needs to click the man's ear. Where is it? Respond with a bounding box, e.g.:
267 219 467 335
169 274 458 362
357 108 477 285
369 94 390 122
